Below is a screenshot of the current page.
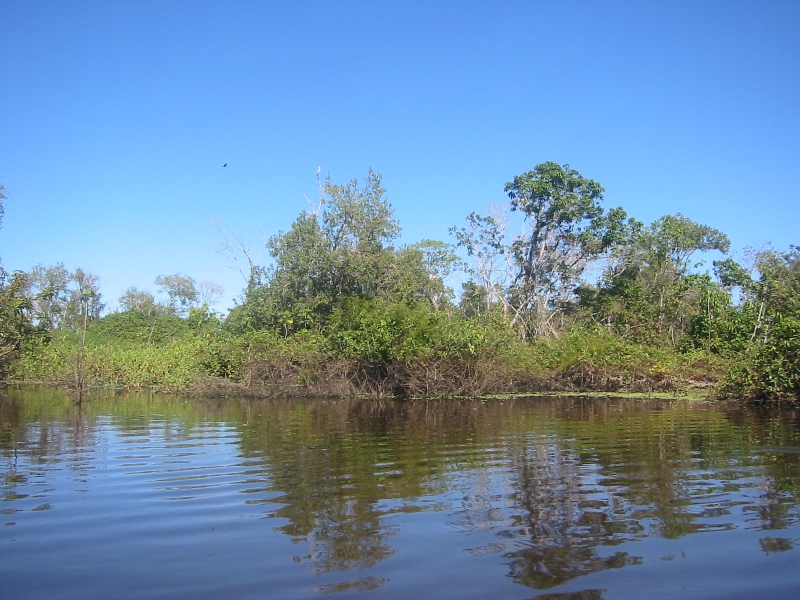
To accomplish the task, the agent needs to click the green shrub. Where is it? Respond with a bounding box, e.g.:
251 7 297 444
722 315 800 401
87 311 192 345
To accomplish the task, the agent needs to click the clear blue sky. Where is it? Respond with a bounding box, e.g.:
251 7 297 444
2 1 798 310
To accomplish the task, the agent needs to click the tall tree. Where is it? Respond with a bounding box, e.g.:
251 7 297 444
197 280 224 307
0 186 37 377
453 162 632 337
67 268 104 328
720 246 800 399
27 263 72 329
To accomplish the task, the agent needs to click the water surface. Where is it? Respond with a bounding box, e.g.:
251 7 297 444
2 389 800 599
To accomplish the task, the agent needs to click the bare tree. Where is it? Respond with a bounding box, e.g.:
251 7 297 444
198 280 224 307
210 218 260 284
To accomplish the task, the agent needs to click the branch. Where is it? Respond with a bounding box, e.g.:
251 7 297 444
210 218 258 283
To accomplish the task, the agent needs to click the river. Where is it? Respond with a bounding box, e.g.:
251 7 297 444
2 389 799 599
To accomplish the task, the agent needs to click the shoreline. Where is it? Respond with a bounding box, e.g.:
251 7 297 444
2 378 718 402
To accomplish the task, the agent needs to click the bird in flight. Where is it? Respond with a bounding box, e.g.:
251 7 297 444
223 163 227 167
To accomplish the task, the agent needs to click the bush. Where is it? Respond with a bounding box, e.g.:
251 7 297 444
12 302 726 399
15 334 218 391
721 315 800 401
88 311 192 345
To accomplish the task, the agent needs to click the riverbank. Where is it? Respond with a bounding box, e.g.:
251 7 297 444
9 326 728 400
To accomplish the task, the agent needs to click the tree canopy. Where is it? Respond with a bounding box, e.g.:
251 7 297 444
453 162 634 337
231 169 453 334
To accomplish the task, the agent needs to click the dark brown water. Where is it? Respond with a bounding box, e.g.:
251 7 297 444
2 389 800 599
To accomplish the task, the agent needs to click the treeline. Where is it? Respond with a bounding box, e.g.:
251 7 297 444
1 166 798 401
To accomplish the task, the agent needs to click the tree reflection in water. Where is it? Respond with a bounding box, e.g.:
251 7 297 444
228 396 800 589
500 437 643 589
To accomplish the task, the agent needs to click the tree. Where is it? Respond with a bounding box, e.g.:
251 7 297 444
583 213 730 343
119 287 165 316
23 264 103 332
305 168 400 302
390 240 461 310
451 208 515 318
459 281 490 318
714 257 754 295
720 246 800 400
155 273 199 316
229 170 463 335
68 268 104 328
211 218 262 286
0 267 34 378
753 246 800 317
453 162 632 337
197 280 224 307
236 170 408 332
643 213 731 274
27 263 71 329
0 188 36 377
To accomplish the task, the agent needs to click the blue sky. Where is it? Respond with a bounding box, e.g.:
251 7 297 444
1 1 798 310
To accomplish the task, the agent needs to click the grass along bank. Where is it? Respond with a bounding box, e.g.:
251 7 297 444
10 313 728 399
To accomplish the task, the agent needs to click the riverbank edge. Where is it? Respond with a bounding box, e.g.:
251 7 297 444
3 374 720 403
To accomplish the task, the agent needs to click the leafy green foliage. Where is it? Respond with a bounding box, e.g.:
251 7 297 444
681 276 757 355
230 171 399 332
155 273 199 315
87 311 193 345
581 214 730 344
118 287 165 315
732 315 800 400
720 248 800 400
327 299 501 363
0 267 36 378
232 171 453 335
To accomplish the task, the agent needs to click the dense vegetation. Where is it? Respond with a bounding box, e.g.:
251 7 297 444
1 166 798 401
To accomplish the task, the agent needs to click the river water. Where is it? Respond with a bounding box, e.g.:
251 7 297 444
2 389 799 599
